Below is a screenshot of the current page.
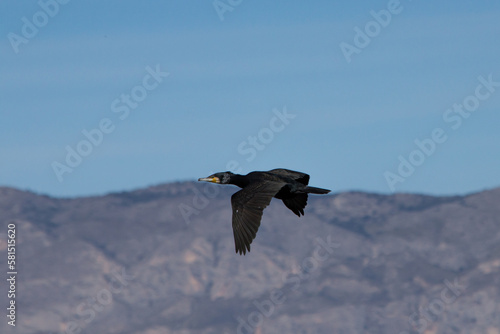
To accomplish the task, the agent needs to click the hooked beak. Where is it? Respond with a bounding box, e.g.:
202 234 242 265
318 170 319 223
198 176 220 183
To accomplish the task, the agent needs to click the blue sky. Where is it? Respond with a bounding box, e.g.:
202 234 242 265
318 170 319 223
1 0 499 197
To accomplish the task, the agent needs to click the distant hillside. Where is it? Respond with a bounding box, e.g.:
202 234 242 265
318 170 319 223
1 183 499 334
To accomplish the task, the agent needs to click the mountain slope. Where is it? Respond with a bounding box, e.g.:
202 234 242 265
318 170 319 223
0 184 499 334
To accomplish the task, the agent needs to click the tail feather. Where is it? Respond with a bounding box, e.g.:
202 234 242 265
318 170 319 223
304 186 330 194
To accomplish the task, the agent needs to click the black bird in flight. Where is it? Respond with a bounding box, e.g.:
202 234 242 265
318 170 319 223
198 169 331 255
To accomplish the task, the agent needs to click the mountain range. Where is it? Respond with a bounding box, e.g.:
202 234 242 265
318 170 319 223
1 183 499 334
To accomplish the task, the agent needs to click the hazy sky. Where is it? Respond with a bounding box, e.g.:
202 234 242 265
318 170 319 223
1 0 499 197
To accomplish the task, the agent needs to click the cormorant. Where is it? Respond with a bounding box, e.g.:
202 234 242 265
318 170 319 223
198 169 331 255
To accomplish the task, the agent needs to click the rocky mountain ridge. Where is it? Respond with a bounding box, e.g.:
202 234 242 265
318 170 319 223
0 183 499 334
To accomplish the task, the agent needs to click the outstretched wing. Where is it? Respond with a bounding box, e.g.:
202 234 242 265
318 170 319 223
268 168 310 185
231 181 284 255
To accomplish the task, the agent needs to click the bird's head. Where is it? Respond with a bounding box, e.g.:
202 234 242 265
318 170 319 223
198 171 234 184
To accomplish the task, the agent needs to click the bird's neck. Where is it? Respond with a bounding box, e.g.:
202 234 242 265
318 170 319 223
229 174 249 188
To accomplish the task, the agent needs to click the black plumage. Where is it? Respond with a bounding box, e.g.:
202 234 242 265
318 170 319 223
198 169 331 255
